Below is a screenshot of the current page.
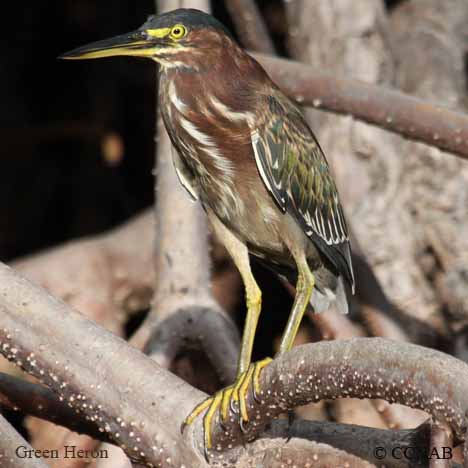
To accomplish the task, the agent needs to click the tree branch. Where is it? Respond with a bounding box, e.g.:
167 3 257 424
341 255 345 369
0 372 107 444
10 215 153 459
13 210 154 326
253 52 468 160
208 338 468 453
265 419 432 468
0 261 207 467
224 0 276 54
0 371 439 468
1 260 467 464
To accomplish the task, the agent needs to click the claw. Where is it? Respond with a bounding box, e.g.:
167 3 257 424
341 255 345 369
183 358 273 459
239 416 248 433
230 388 239 414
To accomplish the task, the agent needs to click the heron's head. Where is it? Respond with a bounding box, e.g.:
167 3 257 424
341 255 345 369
61 8 235 71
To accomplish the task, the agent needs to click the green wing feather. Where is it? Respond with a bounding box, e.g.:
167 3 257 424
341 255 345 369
251 95 355 291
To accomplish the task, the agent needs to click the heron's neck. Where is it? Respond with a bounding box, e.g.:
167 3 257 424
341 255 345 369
161 49 266 114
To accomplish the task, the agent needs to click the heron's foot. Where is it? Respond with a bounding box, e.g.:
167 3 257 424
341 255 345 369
180 357 272 458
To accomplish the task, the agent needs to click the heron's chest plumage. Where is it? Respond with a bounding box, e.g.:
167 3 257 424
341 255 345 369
160 76 249 211
159 74 286 255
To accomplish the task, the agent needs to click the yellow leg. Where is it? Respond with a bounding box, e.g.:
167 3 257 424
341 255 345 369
278 249 315 355
181 211 271 451
205 211 262 376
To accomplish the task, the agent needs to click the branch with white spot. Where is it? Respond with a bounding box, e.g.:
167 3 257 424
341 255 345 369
0 369 444 468
0 372 109 444
0 261 206 468
207 338 468 458
253 53 468 161
1 261 468 465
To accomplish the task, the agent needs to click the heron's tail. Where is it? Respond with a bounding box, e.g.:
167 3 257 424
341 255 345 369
310 276 348 315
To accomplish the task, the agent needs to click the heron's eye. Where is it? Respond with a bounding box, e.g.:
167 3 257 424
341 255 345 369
170 24 187 40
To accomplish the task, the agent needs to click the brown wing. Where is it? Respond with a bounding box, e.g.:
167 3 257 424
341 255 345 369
250 95 354 291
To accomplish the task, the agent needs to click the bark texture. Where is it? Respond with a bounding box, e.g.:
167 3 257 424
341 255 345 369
286 0 468 329
388 0 468 325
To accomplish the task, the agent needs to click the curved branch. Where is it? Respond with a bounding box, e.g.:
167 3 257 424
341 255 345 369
209 338 468 453
143 306 238 385
13 210 154 324
265 419 431 468
0 371 437 468
253 53 468 160
0 372 107 444
1 261 467 465
225 0 276 54
0 261 207 467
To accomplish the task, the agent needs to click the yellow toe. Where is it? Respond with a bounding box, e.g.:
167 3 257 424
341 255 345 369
181 397 212 433
220 386 234 423
182 357 273 458
253 357 272 400
203 392 223 450
238 365 255 422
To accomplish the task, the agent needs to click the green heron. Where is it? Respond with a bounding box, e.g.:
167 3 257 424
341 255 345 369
62 8 354 453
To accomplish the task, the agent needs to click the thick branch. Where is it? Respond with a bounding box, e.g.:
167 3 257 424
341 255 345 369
0 371 437 468
266 419 431 468
1 261 468 464
0 372 434 468
0 372 107 444
11 215 152 456
208 338 468 453
0 261 207 467
225 0 276 54
253 53 468 160
13 210 154 325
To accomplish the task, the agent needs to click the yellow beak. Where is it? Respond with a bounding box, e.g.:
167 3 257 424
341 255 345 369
59 30 157 60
